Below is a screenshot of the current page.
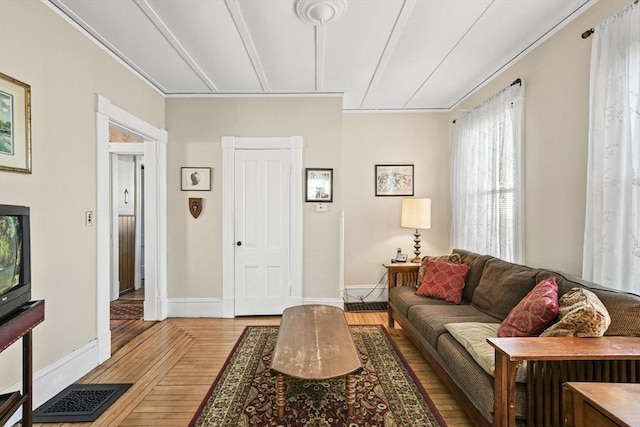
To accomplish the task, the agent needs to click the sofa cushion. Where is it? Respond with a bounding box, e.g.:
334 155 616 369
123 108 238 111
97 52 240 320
541 287 611 337
437 334 528 421
389 286 453 319
452 249 494 302
417 253 463 286
445 322 527 383
498 277 559 337
416 260 469 304
537 270 640 337
472 258 540 320
407 303 500 348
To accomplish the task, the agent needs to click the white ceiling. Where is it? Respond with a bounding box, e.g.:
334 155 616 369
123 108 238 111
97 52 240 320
47 0 594 111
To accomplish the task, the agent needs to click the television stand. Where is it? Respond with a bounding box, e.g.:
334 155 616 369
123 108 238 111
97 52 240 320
0 300 45 427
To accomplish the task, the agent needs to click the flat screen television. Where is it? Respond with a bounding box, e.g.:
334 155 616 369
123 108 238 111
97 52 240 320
0 204 31 321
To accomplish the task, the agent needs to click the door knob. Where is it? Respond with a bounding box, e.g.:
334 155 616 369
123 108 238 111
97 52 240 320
236 241 242 246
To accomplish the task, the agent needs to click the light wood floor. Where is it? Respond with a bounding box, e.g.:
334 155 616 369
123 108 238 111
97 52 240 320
35 312 474 427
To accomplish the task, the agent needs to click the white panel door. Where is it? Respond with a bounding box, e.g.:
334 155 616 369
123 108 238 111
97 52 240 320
234 149 290 315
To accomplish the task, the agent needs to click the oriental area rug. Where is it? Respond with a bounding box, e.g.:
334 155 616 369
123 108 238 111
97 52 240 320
190 325 446 427
110 300 143 320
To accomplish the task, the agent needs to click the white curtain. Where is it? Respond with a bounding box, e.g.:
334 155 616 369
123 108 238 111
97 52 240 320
452 84 524 263
583 2 640 294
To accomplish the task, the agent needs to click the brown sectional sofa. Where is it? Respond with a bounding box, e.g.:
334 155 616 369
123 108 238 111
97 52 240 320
387 249 640 426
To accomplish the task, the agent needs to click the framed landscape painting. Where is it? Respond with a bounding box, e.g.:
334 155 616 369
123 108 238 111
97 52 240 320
0 73 31 173
375 164 414 196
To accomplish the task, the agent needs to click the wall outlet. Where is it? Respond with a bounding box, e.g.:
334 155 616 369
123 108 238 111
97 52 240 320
85 211 94 226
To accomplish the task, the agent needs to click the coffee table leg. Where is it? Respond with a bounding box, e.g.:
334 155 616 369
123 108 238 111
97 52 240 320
346 374 356 417
276 374 286 418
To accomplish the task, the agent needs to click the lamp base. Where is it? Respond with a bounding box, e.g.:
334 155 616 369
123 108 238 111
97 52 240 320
412 229 422 262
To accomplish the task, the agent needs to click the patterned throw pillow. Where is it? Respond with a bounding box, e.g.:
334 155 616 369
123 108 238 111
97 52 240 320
498 277 559 337
417 253 463 286
415 260 469 304
540 287 611 337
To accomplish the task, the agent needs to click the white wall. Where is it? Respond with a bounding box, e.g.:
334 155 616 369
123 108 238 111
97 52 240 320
165 97 343 301
450 0 633 276
342 113 451 291
0 0 164 390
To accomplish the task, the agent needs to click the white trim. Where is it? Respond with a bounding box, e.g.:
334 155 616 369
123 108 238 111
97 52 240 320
3 340 99 426
343 108 449 114
134 0 218 91
342 285 388 303
167 298 223 317
42 0 164 96
110 142 145 154
448 0 597 110
221 136 303 318
302 298 344 309
96 95 168 363
165 92 344 98
224 0 271 91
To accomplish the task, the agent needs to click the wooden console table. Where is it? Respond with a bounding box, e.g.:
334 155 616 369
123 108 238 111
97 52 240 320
0 300 45 427
563 382 640 427
488 336 640 427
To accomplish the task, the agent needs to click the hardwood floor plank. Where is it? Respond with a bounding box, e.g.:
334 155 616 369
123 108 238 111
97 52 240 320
33 312 473 427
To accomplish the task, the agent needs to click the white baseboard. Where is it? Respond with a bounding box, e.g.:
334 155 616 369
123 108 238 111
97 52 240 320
342 285 387 303
167 298 222 317
301 297 345 308
167 297 348 316
4 340 99 426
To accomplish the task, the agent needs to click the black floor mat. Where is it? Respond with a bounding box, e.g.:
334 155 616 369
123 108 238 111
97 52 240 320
344 301 388 312
33 383 132 423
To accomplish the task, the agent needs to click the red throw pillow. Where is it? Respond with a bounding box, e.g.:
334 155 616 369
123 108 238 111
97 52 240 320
498 276 559 337
415 260 469 304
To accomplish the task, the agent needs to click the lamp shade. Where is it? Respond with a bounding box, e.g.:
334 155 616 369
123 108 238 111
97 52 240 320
401 198 431 230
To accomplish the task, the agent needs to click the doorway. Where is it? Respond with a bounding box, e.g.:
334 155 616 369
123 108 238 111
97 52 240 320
109 154 147 352
233 148 291 315
96 95 168 363
221 136 303 317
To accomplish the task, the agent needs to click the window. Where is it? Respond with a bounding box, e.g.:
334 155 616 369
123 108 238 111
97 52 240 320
583 2 639 294
451 84 524 262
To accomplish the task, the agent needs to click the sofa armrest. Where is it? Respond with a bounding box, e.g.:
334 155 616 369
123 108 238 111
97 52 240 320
488 336 640 427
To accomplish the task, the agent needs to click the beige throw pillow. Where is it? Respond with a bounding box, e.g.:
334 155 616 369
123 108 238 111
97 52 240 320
540 287 611 337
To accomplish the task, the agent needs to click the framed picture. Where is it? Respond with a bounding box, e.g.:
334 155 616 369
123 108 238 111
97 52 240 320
305 168 333 202
375 164 414 196
181 167 211 191
0 72 31 173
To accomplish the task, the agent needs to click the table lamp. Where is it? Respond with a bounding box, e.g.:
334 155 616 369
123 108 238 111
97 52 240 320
401 198 431 262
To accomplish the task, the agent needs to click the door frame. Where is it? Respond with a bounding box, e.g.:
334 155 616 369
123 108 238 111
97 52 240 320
96 95 168 363
221 136 303 318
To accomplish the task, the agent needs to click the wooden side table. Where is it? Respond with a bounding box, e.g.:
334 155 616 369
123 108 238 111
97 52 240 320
487 336 640 427
0 300 45 427
383 262 420 327
563 382 640 427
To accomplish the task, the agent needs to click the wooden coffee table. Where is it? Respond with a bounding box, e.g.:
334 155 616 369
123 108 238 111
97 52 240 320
270 305 362 418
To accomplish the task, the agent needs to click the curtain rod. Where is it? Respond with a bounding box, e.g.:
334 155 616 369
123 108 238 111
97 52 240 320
583 0 639 39
452 78 521 124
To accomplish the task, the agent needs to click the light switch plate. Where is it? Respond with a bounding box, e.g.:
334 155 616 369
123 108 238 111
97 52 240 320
315 203 327 213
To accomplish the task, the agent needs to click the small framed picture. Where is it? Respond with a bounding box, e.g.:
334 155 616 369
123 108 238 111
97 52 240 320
0 72 31 174
305 168 333 202
181 167 211 191
375 164 414 196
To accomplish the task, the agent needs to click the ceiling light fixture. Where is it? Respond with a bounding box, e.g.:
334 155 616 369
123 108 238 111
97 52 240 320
295 0 347 26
